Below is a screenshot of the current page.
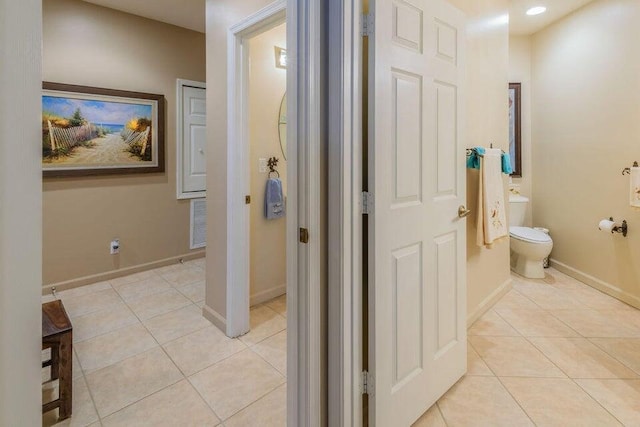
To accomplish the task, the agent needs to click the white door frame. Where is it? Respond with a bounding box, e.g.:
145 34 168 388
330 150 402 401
327 0 365 426
287 0 327 424
226 0 286 339
227 0 325 424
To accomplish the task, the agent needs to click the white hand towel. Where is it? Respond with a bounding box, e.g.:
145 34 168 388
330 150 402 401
476 148 508 248
630 166 640 208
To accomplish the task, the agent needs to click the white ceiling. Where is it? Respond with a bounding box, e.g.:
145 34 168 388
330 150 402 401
510 0 595 35
82 0 594 37
82 0 206 33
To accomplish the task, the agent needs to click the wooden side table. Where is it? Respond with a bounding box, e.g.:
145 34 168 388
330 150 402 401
42 300 73 420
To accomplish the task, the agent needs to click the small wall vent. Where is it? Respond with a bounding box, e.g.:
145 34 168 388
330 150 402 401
190 199 207 249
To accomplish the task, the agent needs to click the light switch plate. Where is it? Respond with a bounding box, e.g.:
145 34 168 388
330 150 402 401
259 158 268 173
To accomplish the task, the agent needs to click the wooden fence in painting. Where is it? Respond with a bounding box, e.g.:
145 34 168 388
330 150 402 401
47 121 95 151
121 127 151 155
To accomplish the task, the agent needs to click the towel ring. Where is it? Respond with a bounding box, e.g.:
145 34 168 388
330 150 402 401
267 156 280 178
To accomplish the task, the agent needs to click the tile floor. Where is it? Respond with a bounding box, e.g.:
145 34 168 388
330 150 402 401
414 267 640 427
43 262 640 426
42 258 287 427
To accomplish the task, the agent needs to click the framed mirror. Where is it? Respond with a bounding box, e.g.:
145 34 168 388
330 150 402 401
509 82 522 177
278 92 287 160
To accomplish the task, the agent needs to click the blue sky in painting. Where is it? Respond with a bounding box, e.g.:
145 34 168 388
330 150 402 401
42 96 152 125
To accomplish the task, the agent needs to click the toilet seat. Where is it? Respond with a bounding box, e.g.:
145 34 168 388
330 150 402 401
509 226 552 244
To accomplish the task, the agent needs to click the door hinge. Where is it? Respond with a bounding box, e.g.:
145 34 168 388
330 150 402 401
361 13 374 37
361 191 372 215
299 227 309 244
361 370 373 395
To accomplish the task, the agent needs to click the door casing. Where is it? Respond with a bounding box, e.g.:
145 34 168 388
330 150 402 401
327 0 366 426
226 0 327 424
226 0 286 339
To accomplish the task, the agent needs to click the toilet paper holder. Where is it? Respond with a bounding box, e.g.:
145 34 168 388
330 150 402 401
609 217 628 237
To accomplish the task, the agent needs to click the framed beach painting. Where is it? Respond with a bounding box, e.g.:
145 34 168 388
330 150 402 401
42 82 165 177
508 82 522 177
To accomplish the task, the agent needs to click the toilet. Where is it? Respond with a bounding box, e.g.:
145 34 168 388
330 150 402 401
509 194 553 279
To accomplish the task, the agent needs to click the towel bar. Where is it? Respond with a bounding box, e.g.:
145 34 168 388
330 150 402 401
622 161 638 175
466 144 504 157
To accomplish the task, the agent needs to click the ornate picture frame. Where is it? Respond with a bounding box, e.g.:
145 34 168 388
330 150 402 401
42 82 165 177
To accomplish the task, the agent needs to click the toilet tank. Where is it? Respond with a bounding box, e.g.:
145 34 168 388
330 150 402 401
509 194 529 227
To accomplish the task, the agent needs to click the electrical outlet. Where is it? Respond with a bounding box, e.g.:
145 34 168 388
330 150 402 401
110 239 120 255
259 158 268 173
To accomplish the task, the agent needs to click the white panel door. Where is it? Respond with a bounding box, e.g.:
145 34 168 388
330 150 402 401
182 86 207 193
369 0 467 425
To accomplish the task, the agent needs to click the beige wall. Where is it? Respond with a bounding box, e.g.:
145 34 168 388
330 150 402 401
42 0 206 285
531 0 640 306
0 0 43 423
204 0 274 322
509 35 533 226
249 24 288 303
448 0 512 321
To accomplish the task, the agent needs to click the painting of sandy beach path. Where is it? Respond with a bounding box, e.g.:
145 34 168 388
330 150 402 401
42 82 165 177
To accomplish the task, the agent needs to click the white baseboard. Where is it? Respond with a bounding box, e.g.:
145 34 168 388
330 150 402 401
203 285 284 337
467 277 513 328
42 251 205 295
250 284 286 306
550 259 640 310
202 304 228 334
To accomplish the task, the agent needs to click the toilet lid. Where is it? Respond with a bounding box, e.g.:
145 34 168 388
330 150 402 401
510 226 552 243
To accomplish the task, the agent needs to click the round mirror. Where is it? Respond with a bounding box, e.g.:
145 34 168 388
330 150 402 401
278 92 287 160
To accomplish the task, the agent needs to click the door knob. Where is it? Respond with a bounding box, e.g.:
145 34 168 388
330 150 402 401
458 205 471 218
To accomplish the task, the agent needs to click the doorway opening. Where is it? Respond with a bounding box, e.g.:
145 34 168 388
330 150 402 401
225 0 287 338
245 20 288 355
221 1 288 418
225 1 291 421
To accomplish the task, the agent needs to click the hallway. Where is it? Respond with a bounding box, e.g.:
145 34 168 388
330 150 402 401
42 258 287 427
43 262 640 426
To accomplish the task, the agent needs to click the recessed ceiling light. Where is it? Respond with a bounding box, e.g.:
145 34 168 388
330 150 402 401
526 6 547 16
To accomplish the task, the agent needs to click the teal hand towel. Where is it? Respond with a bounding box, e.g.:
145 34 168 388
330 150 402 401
501 152 513 174
466 147 485 170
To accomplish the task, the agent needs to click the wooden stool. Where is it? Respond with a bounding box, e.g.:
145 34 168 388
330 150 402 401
42 300 73 420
